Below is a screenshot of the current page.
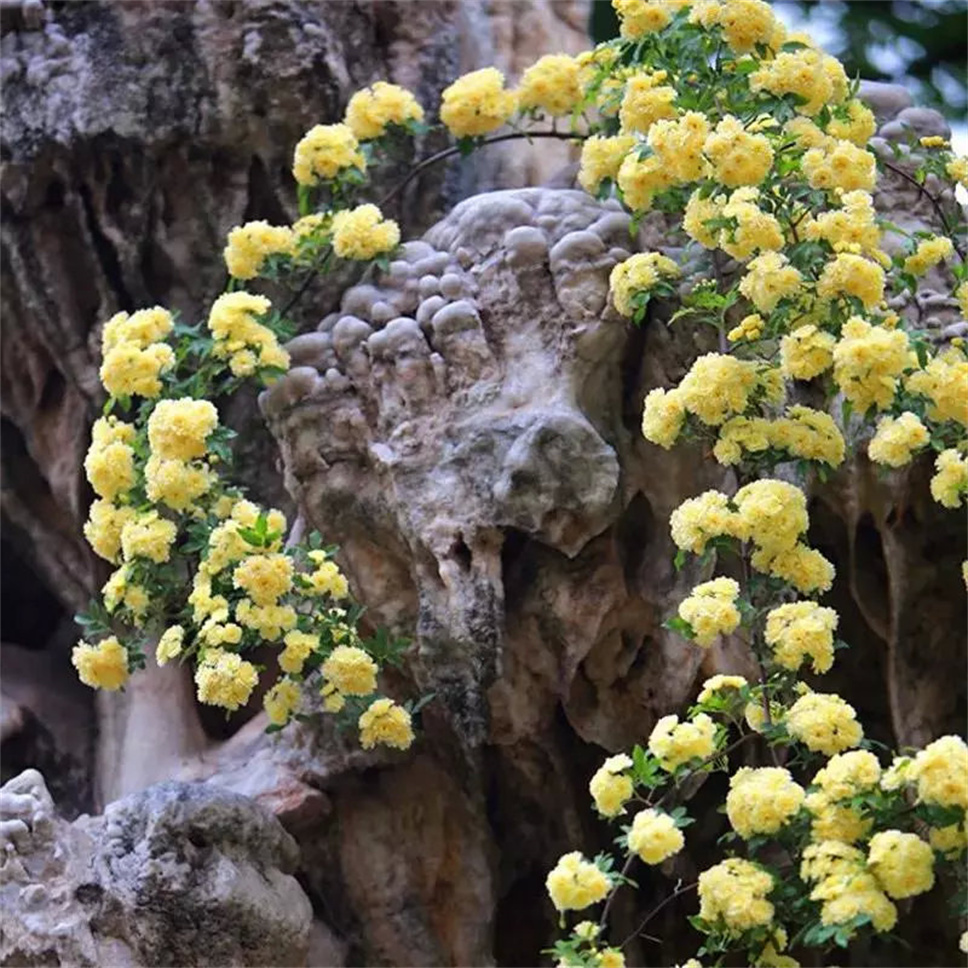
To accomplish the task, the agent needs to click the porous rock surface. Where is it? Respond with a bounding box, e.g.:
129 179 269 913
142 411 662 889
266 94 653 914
0 769 312 967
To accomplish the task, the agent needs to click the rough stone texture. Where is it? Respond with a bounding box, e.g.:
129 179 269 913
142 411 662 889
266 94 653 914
0 0 589 619
0 769 312 967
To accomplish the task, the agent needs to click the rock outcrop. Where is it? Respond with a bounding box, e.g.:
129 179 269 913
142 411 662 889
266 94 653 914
0 769 312 967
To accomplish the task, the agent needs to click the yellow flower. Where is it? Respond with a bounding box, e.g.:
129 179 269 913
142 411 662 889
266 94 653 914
906 349 968 426
804 792 871 844
147 397 219 461
826 99 877 146
867 830 935 899
101 306 173 353
804 189 881 255
101 564 149 624
207 291 288 374
733 479 808 555
832 317 910 412
612 0 678 37
224 221 295 280
233 553 293 605
726 767 805 838
727 313 765 343
616 147 676 211
641 387 686 449
770 406 846 467
195 649 259 711
72 636 129 691
440 67 517 138
156 625 185 666
787 692 862 756
578 134 635 195
812 870 896 935
749 47 836 116
669 489 743 554
84 499 137 563
518 54 581 116
589 753 634 817
717 188 783 260
947 156 968 187
701 0 780 54
817 252 884 310
802 139 876 192
867 412 929 467
704 115 773 187
598 948 625 968
698 858 774 934
627 808 685 863
331 204 400 261
648 713 716 770
99 341 175 399
697 674 747 704
345 81 424 140
306 557 350 598
765 601 838 674
321 645 377 696
739 252 802 313
676 353 761 426
358 697 414 750
609 252 679 316
619 71 677 135
144 456 214 511
678 577 741 647
780 324 835 380
648 111 710 182
812 750 881 801
292 123 365 186
904 235 954 275
911 735 968 808
120 511 178 564
752 543 835 594
264 677 302 726
929 448 968 508
546 851 610 911
928 821 966 858
279 630 318 675
84 434 135 502
683 188 724 248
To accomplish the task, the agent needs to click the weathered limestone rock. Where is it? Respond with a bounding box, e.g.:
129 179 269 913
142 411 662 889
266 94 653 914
0 769 312 967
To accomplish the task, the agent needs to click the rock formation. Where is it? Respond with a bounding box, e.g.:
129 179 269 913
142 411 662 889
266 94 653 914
0 769 313 967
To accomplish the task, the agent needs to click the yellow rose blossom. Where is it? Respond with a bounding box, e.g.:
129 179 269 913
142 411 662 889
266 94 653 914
787 692 862 756
817 252 884 310
739 252 802 313
264 678 302 726
727 313 764 343
612 0 680 37
906 349 968 425
929 820 967 858
72 636 129 691
726 767 805 838
780 324 835 380
589 753 634 817
156 625 185 666
194 649 258 711
947 156 968 187
223 221 294 280
345 81 424 139
641 387 686 449
733 479 808 555
717 188 783 260
832 317 910 412
749 47 836 116
292 123 365 186
669 490 744 554
676 354 764 426
752 543 835 594
867 830 935 899
598 949 625 968
101 306 173 353
867 412 929 467
678 577 741 647
813 750 881 801
697 674 747 704
619 71 677 135
578 134 635 195
609 252 679 317
84 499 137 563
321 645 378 696
764 601 839 674
811 871 897 935
616 147 675 211
804 792 871 844
518 54 582 116
698 858 774 934
704 115 773 187
279 630 318 674
683 189 724 249
233 553 293 605
929 449 968 508
904 235 954 275
358 697 414 750
826 99 877 146
144 455 214 511
648 111 710 183
331 204 400 261
120 511 178 564
306 556 350 598
627 808 685 864
236 599 298 641
804 190 881 255
802 139 876 192
440 67 517 137
911 735 968 808
648 713 716 770
84 433 135 502
99 341 175 399
147 398 218 461
546 852 610 913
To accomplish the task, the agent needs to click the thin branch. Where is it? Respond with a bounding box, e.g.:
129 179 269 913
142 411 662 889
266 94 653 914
618 880 699 949
880 157 966 262
279 245 333 319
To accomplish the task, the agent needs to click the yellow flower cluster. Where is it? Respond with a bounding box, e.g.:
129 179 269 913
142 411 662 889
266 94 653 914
754 543 835 595
867 830 935 899
264 677 302 726
726 767 805 838
697 858 774 934
120 511 178 564
683 188 723 248
546 851 611 912
813 750 881 802
906 349 968 425
697 674 747 704
749 47 843 116
194 649 259 711
641 387 686 449
700 0 781 54
627 808 685 864
929 820 967 858
930 449 968 508
144 456 213 511
826 99 877 146
279 630 317 674
358 697 414 750
704 115 773 187
148 398 218 460
518 54 581 116
613 0 686 37
903 235 954 275
84 417 136 501
678 354 779 426
237 599 297 642
817 253 885 310
739 252 802 313
619 71 677 135
713 407 845 468
84 499 137 563
305 551 350 598
677 577 741 647
911 735 968 808
578 134 635 194
804 791 870 844
224 221 295 280
727 313 764 343
72 636 129 691
156 625 184 666
648 713 716 770
832 317 910 412
345 81 424 140
321 645 378 696
609 252 679 317
804 190 881 255
292 123 365 186
331 204 400 260
233 553 293 605
786 692 862 756
801 842 897 934
99 307 175 399
589 753 634 817
208 291 289 376
102 564 149 625
780 324 835 380
734 479 808 554
764 601 838 674
867 412 929 467
440 68 517 138
669 490 742 554
948 156 968 187
802 139 876 192
717 188 783 260
648 111 710 183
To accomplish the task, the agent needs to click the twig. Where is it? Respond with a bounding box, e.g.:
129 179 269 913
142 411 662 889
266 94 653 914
880 157 966 262
279 245 332 319
618 880 699 949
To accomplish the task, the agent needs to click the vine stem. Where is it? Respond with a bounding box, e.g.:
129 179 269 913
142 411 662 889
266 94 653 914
617 880 699 949
879 157 967 263
596 731 754 932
